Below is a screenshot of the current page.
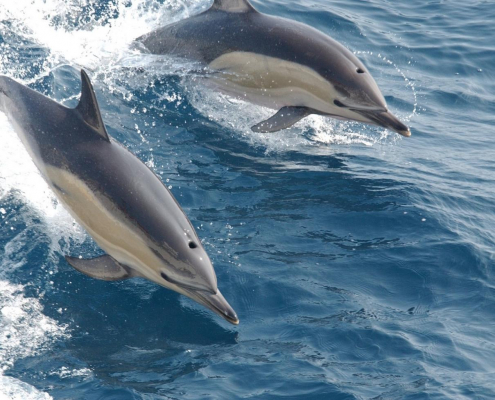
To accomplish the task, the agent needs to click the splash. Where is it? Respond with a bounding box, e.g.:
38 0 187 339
355 50 418 122
0 114 86 257
0 111 83 398
0 0 206 78
0 280 69 400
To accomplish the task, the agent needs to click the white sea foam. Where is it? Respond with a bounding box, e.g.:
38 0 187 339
0 280 68 400
0 0 205 76
0 376 52 400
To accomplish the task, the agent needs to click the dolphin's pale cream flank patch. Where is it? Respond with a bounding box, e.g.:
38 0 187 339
44 165 165 284
209 51 336 112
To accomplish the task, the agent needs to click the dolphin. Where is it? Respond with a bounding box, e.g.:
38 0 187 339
0 70 239 325
135 0 411 137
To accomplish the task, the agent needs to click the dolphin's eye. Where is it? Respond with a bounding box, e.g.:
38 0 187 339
161 272 171 282
189 242 198 249
334 99 346 108
356 68 365 74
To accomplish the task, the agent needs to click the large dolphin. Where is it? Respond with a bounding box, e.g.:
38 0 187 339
136 0 410 136
0 70 239 325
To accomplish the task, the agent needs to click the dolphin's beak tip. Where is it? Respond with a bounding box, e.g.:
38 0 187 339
190 288 240 325
385 113 411 138
225 310 239 325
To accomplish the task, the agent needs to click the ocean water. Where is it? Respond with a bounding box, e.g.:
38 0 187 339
0 0 494 398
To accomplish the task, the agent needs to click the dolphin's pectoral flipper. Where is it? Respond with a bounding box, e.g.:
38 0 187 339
251 107 313 133
65 255 139 281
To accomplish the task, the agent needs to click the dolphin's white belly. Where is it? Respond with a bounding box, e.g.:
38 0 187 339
207 51 340 114
44 165 162 282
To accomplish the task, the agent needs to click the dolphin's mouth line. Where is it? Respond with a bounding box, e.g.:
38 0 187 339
330 101 410 137
353 109 411 137
160 272 217 295
349 106 387 113
334 99 388 114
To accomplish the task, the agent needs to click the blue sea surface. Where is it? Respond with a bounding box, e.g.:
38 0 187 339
0 0 494 399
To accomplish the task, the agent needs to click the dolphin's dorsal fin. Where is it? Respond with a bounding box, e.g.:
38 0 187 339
211 0 256 13
76 70 110 141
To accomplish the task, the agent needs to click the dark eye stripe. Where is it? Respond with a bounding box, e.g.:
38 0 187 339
161 272 211 293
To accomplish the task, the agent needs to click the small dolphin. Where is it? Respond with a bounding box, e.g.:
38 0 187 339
0 70 239 325
136 0 410 136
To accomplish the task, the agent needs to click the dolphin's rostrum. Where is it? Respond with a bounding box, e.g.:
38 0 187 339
136 0 411 136
0 70 239 325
